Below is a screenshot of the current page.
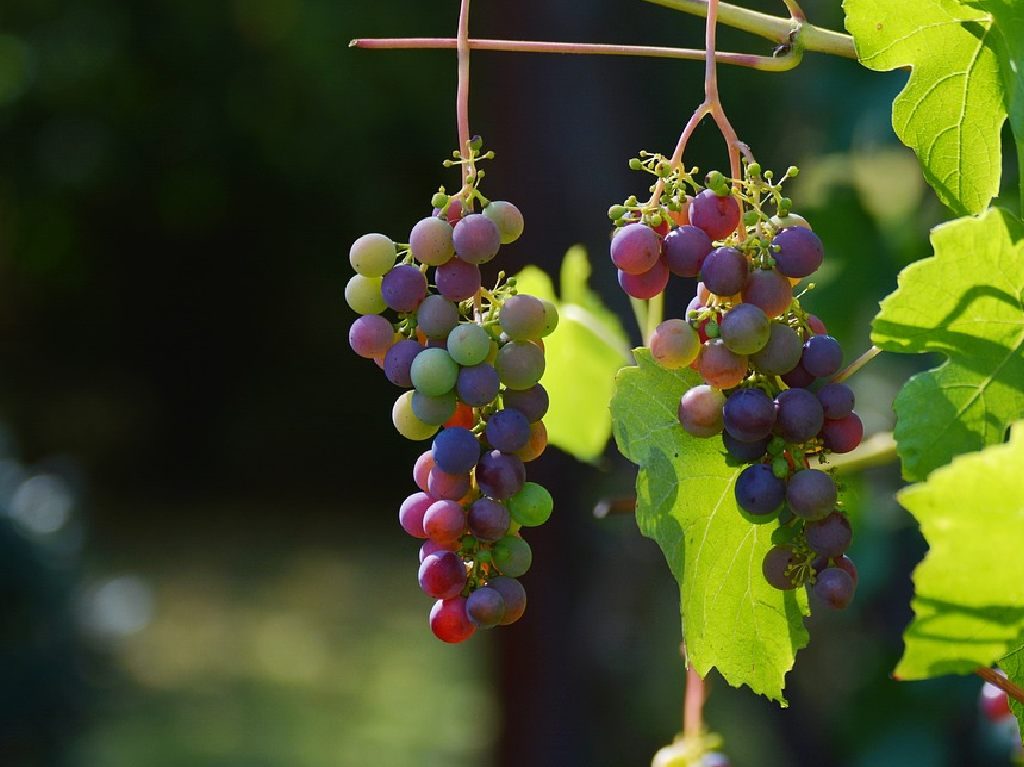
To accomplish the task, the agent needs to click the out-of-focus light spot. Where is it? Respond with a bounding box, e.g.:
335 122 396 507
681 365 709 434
0 35 33 106
11 473 72 534
82 575 154 638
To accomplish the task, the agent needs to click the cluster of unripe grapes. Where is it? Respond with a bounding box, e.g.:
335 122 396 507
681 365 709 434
609 161 863 609
346 153 556 642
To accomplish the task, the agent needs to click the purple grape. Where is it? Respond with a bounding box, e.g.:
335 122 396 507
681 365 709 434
488 576 526 625
417 295 459 339
774 388 824 443
399 492 432 538
812 566 855 609
678 384 726 438
700 247 748 297
500 294 547 341
610 222 661 275
413 450 434 492
426 466 471 501
741 268 792 317
802 334 843 378
383 339 424 388
456 363 500 407
475 450 526 499
431 426 481 474
409 215 455 266
722 431 770 462
423 499 467 544
349 314 394 359
485 408 531 453
772 226 823 278
436 257 482 301
735 463 785 515
719 303 770 355
381 264 428 313
723 388 776 442
762 545 800 590
781 362 815 389
618 258 669 299
501 384 548 423
453 213 501 264
418 551 468 599
466 586 506 627
821 412 863 453
817 382 855 420
750 322 803 376
495 341 545 390
689 189 741 240
697 339 748 389
804 511 852 557
467 497 511 541
663 225 713 277
786 468 836 520
419 539 456 563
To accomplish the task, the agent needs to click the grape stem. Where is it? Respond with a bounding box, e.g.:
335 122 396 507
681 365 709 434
977 667 1024 705
831 345 882 384
456 0 474 191
828 431 898 474
683 655 706 738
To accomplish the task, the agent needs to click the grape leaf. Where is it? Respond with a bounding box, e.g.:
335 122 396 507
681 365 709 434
843 0 1005 216
999 645 1024 733
872 207 1024 481
514 247 630 462
610 350 809 703
894 422 1024 679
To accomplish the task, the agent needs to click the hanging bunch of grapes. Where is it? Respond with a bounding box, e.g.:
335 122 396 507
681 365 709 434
346 140 557 642
609 159 863 609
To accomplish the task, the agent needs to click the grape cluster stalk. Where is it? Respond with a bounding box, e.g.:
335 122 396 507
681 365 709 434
346 149 556 642
609 161 863 609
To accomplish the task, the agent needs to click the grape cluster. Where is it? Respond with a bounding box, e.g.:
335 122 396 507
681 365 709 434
346 146 556 642
609 160 863 609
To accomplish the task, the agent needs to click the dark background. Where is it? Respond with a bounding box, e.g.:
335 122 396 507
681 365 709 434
0 1 1020 765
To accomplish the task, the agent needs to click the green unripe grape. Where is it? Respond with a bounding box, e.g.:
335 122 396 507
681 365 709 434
772 456 789 479
411 390 457 426
539 300 559 338
482 201 525 245
608 205 628 220
392 391 439 441
476 549 493 564
431 191 449 208
410 347 459 396
508 482 553 527
496 341 545 390
409 216 455 266
499 294 547 341
629 158 643 170
649 319 700 370
492 535 532 577
447 323 492 366
345 274 386 315
349 233 396 277
747 162 762 177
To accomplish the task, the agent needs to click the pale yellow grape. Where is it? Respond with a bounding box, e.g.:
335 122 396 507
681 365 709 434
345 274 387 315
349 233 397 277
392 391 439 441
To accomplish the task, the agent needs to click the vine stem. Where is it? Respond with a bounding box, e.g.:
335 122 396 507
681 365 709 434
350 38 801 71
683 657 705 738
828 431 898 473
456 0 473 189
832 345 882 384
977 667 1024 705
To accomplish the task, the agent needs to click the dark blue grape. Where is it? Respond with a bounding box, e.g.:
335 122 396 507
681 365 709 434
488 576 526 625
723 388 776 442
475 450 525 499
812 566 855 609
431 426 481 475
735 463 785 515
804 511 852 558
467 497 511 541
456 363 500 407
802 334 843 378
762 545 800 590
383 339 424 388
786 468 836 520
663 225 713 277
772 226 823 278
774 388 824 443
485 408 531 453
466 586 506 627
781 362 815 389
381 263 428 313
501 384 549 423
722 431 770 462
700 246 748 297
817 382 855 420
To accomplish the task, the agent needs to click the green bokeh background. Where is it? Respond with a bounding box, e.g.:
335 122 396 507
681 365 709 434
0 1 1019 766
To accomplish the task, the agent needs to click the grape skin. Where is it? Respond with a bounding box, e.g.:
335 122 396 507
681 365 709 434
476 450 526 499
762 545 800 590
774 388 824 443
516 421 548 462
392 391 439 441
349 314 394 359
468 497 511 541
349 232 396 277
750 322 802 376
786 468 836 520
418 551 468 599
345 274 387 315
399 492 433 538
429 597 476 643
488 576 527 625
781 362 815 389
456 363 501 407
412 390 457 426
689 189 741 240
453 213 502 264
383 339 424 388
821 412 863 453
663 225 713 277
501 384 549 423
417 295 459 339
618 258 670 299
381 263 428 313
723 388 777 442
722 432 770 462
431 426 481 474
466 586 506 627
804 511 852 558
410 347 459 396
426 466 470 501
496 341 545 390
772 226 823 278
817 382 855 420
500 295 547 341
413 450 435 493
741 269 793 318
508 482 553 527
409 215 455 266
700 247 748 297
734 463 786 515
436 257 482 301
678 384 726 438
610 222 661 275
802 334 843 378
719 303 770 355
812 566 855 609
650 319 700 369
697 340 748 389
423 499 468 544
492 535 532 577
447 323 491 366
482 200 524 245
485 408 531 453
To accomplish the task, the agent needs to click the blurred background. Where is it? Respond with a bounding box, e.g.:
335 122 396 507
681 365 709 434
0 0 1020 765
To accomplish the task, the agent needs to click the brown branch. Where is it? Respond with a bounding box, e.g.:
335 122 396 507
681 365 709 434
977 667 1024 706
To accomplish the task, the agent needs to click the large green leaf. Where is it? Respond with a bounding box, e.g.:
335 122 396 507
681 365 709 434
999 645 1024 733
514 247 630 462
895 422 1024 679
843 0 1005 216
872 207 1024 481
610 350 810 703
